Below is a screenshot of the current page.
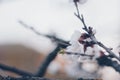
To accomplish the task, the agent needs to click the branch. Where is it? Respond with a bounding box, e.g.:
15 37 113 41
0 75 52 80
35 42 68 77
74 2 89 33
18 20 69 47
98 42 120 61
0 75 100 80
97 56 120 73
18 20 69 77
35 45 60 77
0 63 34 76
63 51 94 58
73 1 120 61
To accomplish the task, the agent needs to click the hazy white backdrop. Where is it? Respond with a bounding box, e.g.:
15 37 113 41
0 0 119 53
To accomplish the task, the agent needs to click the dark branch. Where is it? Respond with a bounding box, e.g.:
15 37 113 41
74 2 89 34
0 63 34 76
35 43 68 77
0 75 52 80
97 56 120 73
98 42 120 61
35 45 60 77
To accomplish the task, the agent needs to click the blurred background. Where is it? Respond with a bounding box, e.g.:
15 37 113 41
0 0 120 79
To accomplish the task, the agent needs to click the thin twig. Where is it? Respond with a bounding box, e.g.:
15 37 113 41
18 21 43 36
73 1 120 61
65 52 94 58
74 2 89 33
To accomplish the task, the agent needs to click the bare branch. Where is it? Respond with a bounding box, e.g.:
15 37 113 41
74 2 89 34
35 45 61 77
0 75 52 80
98 42 120 61
97 56 120 73
18 20 69 47
0 63 34 76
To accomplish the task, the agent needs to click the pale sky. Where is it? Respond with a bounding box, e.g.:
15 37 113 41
0 0 119 52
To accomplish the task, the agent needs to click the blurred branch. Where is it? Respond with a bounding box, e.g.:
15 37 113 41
0 75 52 80
65 52 94 58
35 45 60 77
18 20 69 47
73 1 120 62
97 56 120 73
0 63 34 76
35 41 68 77
0 75 98 80
18 20 69 77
